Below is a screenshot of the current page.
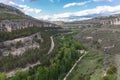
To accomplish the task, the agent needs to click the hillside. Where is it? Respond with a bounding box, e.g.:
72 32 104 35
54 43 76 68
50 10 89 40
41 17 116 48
52 13 120 80
0 3 69 78
0 3 58 32
0 3 25 16
58 14 120 29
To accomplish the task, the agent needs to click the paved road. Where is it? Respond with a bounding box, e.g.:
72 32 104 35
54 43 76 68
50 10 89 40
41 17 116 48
47 36 54 54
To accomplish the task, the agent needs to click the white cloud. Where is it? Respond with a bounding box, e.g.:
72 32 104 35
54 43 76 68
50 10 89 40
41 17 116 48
18 4 42 14
36 5 120 21
22 0 25 2
0 0 42 17
93 0 113 2
8 1 16 5
49 0 60 3
0 0 7 3
49 0 54 2
63 1 90 8
0 0 25 3
7 1 42 15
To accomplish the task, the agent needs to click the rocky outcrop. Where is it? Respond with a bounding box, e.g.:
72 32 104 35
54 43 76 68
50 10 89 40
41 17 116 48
93 14 120 25
101 18 120 25
0 32 43 56
0 20 59 32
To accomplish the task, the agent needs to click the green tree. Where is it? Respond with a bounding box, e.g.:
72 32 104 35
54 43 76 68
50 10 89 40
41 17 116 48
0 72 6 80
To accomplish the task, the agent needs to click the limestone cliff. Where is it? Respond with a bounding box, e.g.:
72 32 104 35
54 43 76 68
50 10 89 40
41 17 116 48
0 3 58 32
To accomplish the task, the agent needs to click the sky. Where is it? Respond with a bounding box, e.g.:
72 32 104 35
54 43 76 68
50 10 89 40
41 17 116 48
0 0 120 21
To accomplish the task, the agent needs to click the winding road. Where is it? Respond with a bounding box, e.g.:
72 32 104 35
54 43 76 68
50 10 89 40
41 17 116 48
6 36 55 77
47 36 54 54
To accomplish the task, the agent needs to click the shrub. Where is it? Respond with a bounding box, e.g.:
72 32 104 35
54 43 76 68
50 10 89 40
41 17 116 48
101 76 109 80
107 66 117 74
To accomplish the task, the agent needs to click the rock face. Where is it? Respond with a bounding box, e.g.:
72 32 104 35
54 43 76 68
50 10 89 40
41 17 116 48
101 18 120 25
0 3 58 32
86 14 120 25
0 20 57 32
95 14 120 25
0 32 43 56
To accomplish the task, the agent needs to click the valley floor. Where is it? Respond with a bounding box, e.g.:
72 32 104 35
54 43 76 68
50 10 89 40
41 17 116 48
0 28 119 80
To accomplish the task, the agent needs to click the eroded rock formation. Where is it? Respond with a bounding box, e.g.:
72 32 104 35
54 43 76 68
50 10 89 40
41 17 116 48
0 32 43 56
101 18 120 25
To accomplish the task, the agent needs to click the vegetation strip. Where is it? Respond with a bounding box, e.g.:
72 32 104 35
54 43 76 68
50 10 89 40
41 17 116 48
63 51 87 80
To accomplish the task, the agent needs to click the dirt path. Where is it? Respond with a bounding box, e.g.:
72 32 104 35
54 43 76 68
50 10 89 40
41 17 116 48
63 51 88 80
6 36 55 77
7 61 40 77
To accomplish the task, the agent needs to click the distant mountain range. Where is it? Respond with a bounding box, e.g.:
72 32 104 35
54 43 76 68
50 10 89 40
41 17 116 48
52 14 120 28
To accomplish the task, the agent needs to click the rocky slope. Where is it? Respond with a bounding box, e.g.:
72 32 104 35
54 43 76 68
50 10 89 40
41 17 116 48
0 3 58 32
0 32 43 56
75 25 120 54
74 24 120 79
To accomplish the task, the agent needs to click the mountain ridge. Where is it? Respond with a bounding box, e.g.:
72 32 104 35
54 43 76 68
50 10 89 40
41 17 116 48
0 3 59 32
52 14 120 29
